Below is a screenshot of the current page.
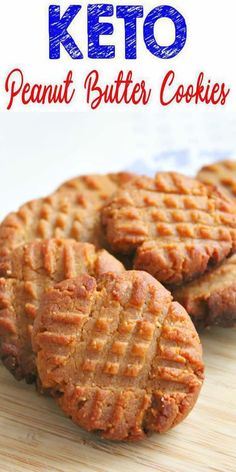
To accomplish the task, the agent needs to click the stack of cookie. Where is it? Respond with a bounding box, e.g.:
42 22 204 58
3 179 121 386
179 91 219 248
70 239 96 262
0 162 235 441
174 160 236 328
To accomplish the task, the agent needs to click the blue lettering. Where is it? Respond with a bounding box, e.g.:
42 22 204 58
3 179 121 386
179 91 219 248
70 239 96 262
48 4 187 61
116 6 143 59
49 5 83 59
88 4 115 59
143 5 187 59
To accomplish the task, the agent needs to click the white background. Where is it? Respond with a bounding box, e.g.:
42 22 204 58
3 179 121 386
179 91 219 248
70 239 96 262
0 110 236 220
0 0 235 111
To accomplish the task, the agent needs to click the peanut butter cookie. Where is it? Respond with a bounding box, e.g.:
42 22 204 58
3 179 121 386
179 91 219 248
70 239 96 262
175 159 236 328
33 271 204 441
0 239 124 382
0 173 136 262
57 172 135 195
197 160 236 200
102 172 236 285
173 254 236 328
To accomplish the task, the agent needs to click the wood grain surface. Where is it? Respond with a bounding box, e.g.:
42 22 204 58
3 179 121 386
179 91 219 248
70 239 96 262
0 327 235 472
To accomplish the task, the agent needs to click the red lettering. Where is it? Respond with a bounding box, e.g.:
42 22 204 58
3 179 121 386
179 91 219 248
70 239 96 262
84 70 151 109
5 69 75 110
160 70 230 106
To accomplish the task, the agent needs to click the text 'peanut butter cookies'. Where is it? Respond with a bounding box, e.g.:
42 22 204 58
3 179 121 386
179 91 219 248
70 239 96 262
197 160 236 200
173 254 236 329
0 172 136 261
0 239 124 383
33 271 204 441
102 172 236 286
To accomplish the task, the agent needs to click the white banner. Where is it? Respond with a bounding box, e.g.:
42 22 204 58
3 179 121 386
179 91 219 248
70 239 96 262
0 0 235 111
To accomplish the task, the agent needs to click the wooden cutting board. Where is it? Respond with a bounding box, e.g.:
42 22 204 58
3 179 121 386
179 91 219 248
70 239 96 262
0 327 235 472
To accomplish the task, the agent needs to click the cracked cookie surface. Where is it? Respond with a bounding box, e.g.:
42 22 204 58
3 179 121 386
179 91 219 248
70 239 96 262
33 271 204 441
102 172 236 285
0 239 124 382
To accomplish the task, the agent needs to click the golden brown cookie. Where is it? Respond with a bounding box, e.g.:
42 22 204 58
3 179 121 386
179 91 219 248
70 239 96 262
173 254 236 328
102 172 236 286
179 159 236 328
0 239 124 382
197 160 236 200
57 172 136 195
33 271 204 441
0 172 136 262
